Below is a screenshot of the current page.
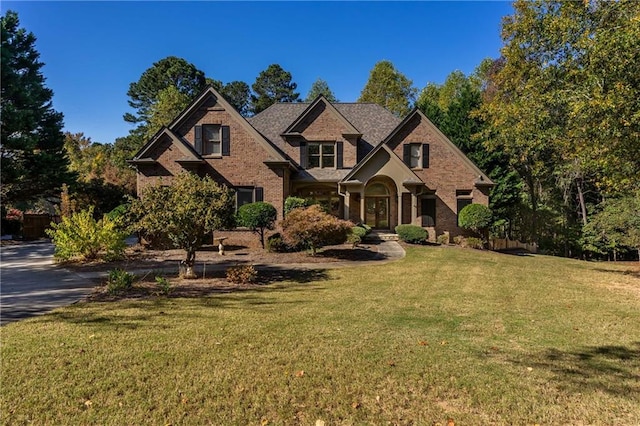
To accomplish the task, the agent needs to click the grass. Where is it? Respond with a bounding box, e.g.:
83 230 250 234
1 246 639 425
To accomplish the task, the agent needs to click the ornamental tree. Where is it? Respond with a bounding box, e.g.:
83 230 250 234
129 173 235 278
458 204 492 243
281 205 352 255
236 202 277 249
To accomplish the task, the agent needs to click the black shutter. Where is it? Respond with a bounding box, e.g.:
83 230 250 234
255 187 264 202
194 125 203 154
422 143 430 168
222 126 230 156
299 141 308 168
403 144 410 166
336 141 343 169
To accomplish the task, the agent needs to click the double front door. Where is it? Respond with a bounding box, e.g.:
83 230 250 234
365 197 389 229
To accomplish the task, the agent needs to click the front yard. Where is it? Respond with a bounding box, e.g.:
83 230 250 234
1 246 639 424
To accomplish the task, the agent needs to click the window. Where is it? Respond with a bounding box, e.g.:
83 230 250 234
296 187 341 217
308 142 335 168
421 197 436 227
203 125 221 156
403 143 429 169
457 196 472 226
235 186 264 211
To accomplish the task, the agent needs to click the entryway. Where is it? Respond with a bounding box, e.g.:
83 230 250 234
365 183 390 229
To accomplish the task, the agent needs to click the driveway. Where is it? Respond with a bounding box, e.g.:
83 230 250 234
0 241 98 325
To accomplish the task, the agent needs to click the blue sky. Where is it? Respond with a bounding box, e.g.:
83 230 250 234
3 1 513 145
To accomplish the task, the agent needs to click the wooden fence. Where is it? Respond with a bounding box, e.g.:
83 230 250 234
490 238 538 253
22 214 59 240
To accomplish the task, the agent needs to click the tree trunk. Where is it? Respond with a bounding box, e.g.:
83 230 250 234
576 178 588 227
183 248 197 279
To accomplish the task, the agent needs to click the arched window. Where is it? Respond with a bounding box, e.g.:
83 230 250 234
365 183 389 196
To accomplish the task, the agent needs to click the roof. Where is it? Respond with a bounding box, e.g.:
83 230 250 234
248 102 401 150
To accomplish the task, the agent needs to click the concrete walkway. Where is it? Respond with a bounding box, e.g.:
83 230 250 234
0 240 405 325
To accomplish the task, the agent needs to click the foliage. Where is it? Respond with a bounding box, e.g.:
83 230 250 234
346 233 361 248
582 191 640 261
251 64 300 114
284 196 311 215
155 276 172 295
1 10 74 204
358 60 417 117
124 56 207 126
458 204 492 239
281 205 352 255
305 78 338 102
394 224 427 244
465 237 484 249
226 265 257 284
145 85 191 140
220 80 251 116
46 207 127 261
71 178 129 219
437 233 450 245
106 269 134 295
453 235 464 246
351 226 367 239
236 202 277 249
129 173 235 277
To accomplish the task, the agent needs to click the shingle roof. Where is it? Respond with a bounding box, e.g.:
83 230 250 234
247 102 401 151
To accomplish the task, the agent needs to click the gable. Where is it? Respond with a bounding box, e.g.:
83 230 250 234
282 95 361 139
130 127 203 165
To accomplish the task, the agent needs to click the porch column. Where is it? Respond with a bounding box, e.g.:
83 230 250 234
397 192 403 228
343 190 350 221
360 189 366 223
411 191 418 224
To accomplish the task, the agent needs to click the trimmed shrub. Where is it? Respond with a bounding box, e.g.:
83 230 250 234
458 204 492 238
281 205 352 255
453 235 465 246
226 265 258 284
395 224 427 244
347 233 361 247
107 268 134 294
236 202 277 249
46 207 127 261
351 226 367 239
438 233 452 245
284 197 311 215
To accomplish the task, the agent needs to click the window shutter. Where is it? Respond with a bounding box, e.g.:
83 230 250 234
300 141 308 168
403 144 410 166
255 187 264 202
194 125 203 154
336 142 343 169
422 143 430 168
222 125 230 156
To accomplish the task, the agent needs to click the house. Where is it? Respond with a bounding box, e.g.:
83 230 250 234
129 86 493 242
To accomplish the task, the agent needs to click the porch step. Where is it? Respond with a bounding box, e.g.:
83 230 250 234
364 231 399 242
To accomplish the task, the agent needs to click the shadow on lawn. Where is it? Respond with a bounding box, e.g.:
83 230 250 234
511 342 640 399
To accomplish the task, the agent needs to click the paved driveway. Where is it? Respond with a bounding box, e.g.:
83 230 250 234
0 242 97 325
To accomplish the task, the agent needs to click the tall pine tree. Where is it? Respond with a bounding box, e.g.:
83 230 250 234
1 10 73 204
250 64 300 115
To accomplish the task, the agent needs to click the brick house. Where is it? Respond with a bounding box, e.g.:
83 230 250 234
129 86 493 240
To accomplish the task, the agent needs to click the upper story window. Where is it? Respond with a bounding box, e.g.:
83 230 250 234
308 142 335 168
203 125 221 156
403 143 430 169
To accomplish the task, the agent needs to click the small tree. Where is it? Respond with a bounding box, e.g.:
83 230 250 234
236 202 277 249
281 205 352 255
284 196 311 215
130 173 235 278
458 204 492 243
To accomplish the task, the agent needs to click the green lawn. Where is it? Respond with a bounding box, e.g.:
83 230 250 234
2 246 639 425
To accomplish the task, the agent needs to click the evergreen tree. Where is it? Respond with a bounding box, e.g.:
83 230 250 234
221 81 251 116
1 10 74 204
250 64 300 115
305 78 338 102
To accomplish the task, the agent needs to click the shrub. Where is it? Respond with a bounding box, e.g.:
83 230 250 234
347 233 361 248
395 225 427 244
351 226 367 239
284 196 311 215
281 205 352 255
226 265 258 284
107 268 134 294
266 233 306 253
465 237 484 249
438 233 452 245
236 202 277 249
46 207 127 261
453 235 465 246
458 204 492 239
155 276 172 295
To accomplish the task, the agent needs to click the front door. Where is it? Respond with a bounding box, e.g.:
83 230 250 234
365 197 389 229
